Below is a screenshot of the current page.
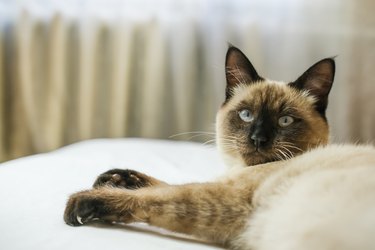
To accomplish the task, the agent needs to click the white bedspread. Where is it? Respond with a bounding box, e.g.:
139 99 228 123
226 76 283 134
0 138 227 250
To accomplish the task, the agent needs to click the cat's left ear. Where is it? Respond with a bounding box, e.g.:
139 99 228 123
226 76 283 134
289 58 335 115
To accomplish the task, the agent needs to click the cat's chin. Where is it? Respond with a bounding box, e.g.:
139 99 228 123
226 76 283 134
241 150 277 166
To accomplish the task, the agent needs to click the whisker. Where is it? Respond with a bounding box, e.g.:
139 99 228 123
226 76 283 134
284 145 303 153
186 134 215 141
279 145 294 159
202 139 217 146
279 142 304 154
275 148 289 160
169 131 215 139
274 151 284 161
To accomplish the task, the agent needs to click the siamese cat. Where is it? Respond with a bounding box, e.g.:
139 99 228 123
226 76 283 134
65 46 375 250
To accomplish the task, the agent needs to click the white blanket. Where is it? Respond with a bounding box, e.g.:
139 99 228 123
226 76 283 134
0 138 226 250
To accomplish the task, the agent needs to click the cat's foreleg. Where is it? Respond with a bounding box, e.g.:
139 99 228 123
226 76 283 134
64 183 252 245
93 169 167 189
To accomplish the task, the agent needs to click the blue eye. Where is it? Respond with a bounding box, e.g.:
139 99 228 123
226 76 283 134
278 116 294 127
239 109 254 122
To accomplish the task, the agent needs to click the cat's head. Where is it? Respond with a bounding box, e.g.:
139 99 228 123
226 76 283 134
216 46 335 168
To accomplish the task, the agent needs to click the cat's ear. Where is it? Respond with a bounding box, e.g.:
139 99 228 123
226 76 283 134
225 46 263 100
289 58 335 115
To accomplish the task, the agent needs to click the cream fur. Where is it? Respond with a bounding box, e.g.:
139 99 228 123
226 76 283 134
233 144 375 250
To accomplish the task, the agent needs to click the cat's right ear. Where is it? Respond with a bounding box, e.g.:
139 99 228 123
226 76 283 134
225 46 263 100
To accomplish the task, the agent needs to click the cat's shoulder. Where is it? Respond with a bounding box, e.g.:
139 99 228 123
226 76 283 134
303 143 375 159
272 143 375 181
253 143 375 205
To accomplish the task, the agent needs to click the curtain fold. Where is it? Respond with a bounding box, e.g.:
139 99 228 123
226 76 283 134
0 29 3 160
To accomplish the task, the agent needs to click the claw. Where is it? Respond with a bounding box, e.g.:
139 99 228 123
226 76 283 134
77 215 83 225
112 174 121 181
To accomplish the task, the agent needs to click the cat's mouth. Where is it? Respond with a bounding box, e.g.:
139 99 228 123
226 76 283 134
228 140 287 166
241 145 269 155
254 147 263 153
240 147 280 166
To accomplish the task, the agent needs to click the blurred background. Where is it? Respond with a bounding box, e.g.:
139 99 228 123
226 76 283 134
0 0 374 162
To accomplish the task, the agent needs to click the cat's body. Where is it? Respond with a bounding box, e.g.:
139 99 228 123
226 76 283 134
65 144 375 250
234 144 375 250
64 46 375 250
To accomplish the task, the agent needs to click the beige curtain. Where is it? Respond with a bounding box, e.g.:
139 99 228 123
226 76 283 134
0 30 3 160
344 1 375 143
1 0 375 162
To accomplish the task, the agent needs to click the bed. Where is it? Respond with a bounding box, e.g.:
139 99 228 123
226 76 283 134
0 138 226 250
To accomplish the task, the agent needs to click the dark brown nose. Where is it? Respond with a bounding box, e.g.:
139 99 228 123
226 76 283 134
250 133 268 148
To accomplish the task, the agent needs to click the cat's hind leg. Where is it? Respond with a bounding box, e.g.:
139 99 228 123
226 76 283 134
93 169 167 189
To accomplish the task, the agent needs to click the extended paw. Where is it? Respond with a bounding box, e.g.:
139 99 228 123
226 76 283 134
93 169 155 189
64 188 139 227
64 190 109 226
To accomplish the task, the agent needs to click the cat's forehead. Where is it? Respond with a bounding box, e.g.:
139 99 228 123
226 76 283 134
227 80 315 111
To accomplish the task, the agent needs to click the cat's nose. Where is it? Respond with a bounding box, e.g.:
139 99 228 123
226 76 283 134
250 134 268 148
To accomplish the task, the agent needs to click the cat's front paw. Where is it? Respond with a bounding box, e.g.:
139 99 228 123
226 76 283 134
93 169 153 189
64 190 109 226
64 188 140 227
